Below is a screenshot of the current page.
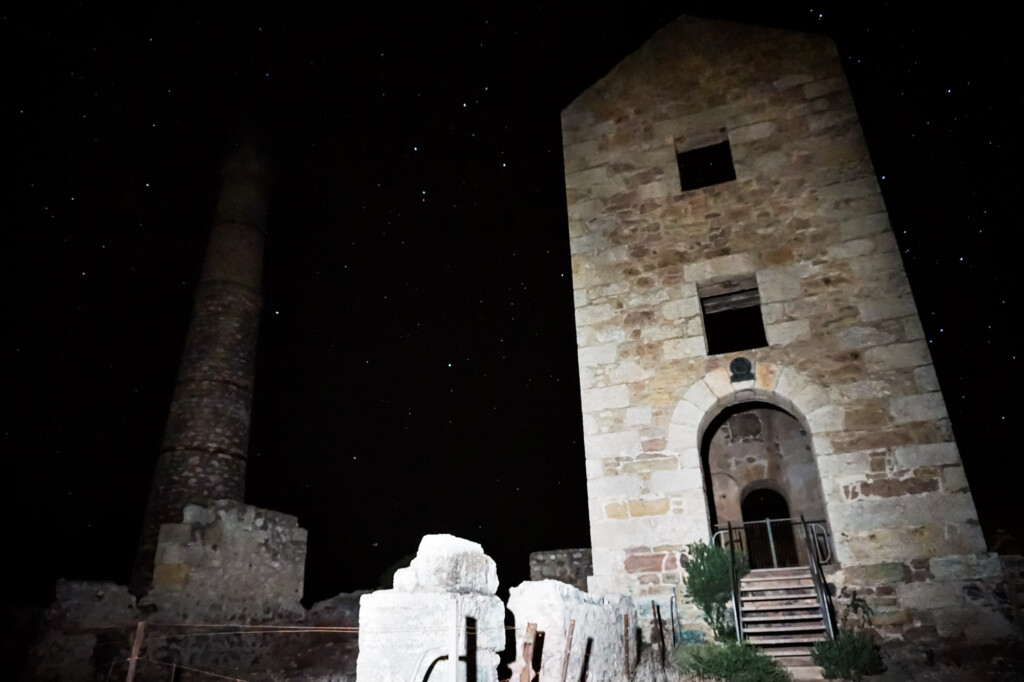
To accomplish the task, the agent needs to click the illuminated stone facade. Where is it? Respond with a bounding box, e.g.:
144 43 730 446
563 15 1016 645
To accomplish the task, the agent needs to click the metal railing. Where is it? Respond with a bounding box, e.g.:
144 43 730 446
713 516 836 642
800 515 836 640
712 517 832 569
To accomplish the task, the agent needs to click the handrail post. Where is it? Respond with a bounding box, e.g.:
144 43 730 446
727 521 742 642
812 523 832 564
764 517 778 569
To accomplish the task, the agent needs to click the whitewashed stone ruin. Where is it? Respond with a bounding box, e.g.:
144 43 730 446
507 580 637 682
356 535 506 682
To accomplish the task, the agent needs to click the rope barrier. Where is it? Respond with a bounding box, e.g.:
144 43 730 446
142 628 358 642
133 622 523 637
139 657 250 681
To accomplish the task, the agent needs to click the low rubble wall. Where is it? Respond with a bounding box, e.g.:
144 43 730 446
529 548 593 591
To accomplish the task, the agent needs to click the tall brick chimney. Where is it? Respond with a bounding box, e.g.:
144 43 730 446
132 141 269 594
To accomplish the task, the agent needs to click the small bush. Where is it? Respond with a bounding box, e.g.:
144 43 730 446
682 541 749 641
812 630 886 680
811 592 886 680
675 642 789 682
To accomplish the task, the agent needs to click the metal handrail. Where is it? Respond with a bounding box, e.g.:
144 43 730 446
801 515 836 640
714 517 837 645
711 517 832 566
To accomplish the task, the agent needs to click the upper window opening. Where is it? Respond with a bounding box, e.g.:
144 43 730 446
699 275 767 355
676 139 736 192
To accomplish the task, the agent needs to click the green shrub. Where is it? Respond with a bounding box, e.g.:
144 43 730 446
811 630 886 680
675 642 789 682
811 592 885 680
682 541 749 641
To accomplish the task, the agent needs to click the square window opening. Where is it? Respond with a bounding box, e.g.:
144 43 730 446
699 277 767 355
676 139 736 192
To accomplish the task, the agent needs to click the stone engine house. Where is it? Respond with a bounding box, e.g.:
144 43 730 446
564 16 1014 643
23 14 1023 682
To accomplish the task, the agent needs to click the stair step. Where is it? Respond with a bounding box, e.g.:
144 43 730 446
745 623 825 633
746 634 827 645
741 579 814 590
742 572 812 581
742 589 817 598
741 577 811 589
743 614 823 623
736 565 830 678
762 647 814 658
742 575 813 584
745 589 815 602
745 611 822 620
747 567 812 578
745 593 815 602
788 665 825 680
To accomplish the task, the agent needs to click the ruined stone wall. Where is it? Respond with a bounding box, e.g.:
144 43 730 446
143 500 307 622
998 556 1024 635
529 548 593 591
829 553 1018 643
562 15 1001 643
24 502 360 682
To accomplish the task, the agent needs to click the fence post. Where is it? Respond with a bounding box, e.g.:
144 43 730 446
560 619 575 682
520 622 538 682
125 621 145 682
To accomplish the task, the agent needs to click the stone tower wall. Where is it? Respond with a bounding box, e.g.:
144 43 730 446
562 16 1006 642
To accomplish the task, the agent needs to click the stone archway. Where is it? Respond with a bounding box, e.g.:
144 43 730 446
665 362 841 545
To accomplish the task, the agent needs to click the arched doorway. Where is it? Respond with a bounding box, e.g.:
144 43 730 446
742 487 798 568
700 400 828 568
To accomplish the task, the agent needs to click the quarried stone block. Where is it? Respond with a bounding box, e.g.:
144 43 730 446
507 580 635 682
358 535 504 682
393 534 499 596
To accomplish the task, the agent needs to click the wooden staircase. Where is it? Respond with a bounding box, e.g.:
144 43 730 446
740 566 827 680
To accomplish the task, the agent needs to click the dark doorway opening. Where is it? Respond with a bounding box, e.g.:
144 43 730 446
742 488 798 568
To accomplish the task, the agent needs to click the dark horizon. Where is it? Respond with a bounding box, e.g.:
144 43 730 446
4 3 1020 608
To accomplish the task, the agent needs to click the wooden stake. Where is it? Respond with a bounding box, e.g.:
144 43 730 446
519 622 538 682
560 619 576 682
125 621 145 682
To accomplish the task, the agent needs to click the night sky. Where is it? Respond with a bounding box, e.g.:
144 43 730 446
5 3 1021 607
